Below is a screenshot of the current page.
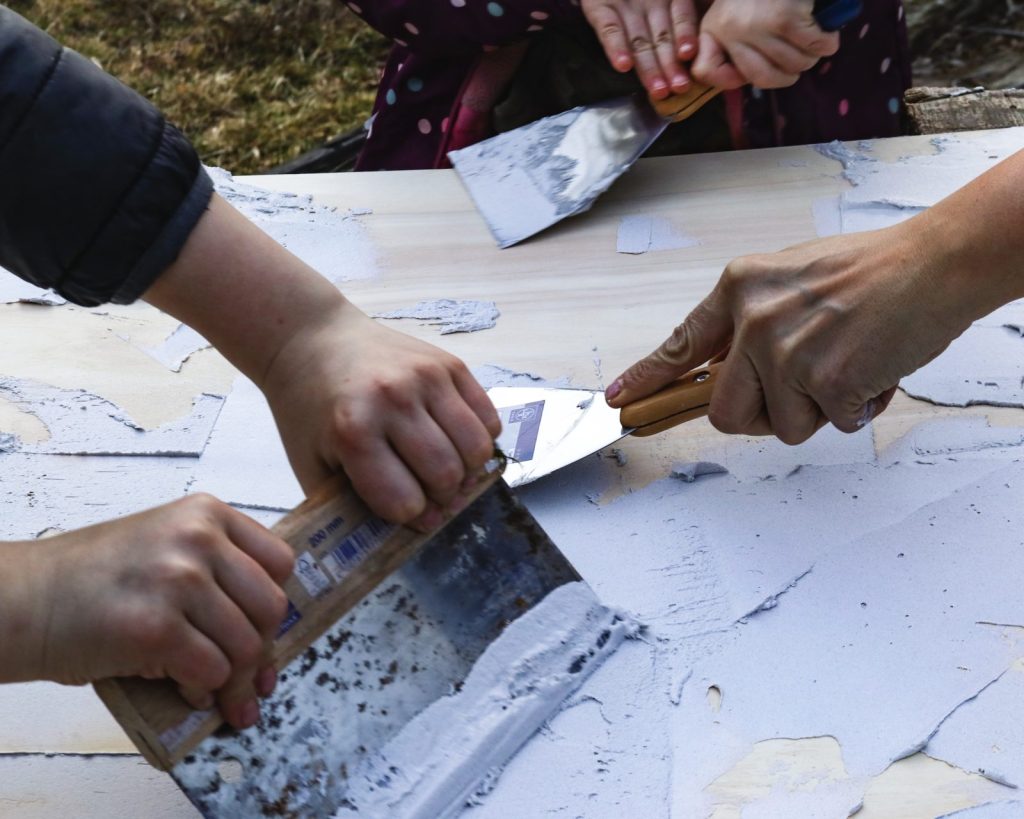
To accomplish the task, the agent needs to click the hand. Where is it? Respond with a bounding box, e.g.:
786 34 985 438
143 194 501 531
605 223 982 444
692 0 839 90
0 495 294 729
261 299 501 529
582 0 701 99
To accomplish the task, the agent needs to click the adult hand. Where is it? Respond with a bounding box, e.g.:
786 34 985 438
260 300 500 530
605 222 983 444
0 496 293 730
692 0 839 90
582 0 701 98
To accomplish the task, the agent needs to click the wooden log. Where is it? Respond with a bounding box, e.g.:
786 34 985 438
905 86 1024 135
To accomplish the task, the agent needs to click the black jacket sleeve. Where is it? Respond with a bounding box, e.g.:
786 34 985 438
0 6 213 306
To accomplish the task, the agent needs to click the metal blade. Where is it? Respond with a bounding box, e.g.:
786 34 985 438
171 480 581 817
489 386 629 487
449 96 667 248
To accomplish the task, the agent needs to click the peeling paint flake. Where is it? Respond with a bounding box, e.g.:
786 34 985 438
374 299 500 335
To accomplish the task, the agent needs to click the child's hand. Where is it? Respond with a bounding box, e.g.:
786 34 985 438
143 194 501 534
260 300 501 531
692 0 839 90
582 0 701 99
1 496 294 729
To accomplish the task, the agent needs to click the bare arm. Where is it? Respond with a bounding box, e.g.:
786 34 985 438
607 149 1024 443
144 194 501 528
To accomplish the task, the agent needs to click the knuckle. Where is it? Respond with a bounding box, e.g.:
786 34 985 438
467 436 496 470
178 492 223 520
155 554 209 593
122 607 177 655
630 34 654 53
597 20 623 39
194 650 231 691
653 28 673 47
776 425 809 446
707 404 740 435
660 322 693 361
267 587 290 629
231 632 265 668
431 462 464 497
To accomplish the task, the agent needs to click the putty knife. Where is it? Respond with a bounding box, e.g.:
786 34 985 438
96 462 631 817
449 0 863 248
491 363 719 486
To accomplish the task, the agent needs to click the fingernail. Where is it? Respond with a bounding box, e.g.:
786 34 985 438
652 79 667 92
605 380 622 402
241 700 260 729
679 43 695 56
256 666 277 698
855 401 876 428
615 54 632 71
672 75 689 90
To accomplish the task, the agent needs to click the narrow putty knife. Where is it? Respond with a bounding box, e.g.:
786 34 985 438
491 363 719 486
449 0 863 248
95 462 633 817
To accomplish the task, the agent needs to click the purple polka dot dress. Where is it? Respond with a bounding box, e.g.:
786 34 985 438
349 0 911 171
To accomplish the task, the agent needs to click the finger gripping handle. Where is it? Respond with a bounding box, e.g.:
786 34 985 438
620 363 720 433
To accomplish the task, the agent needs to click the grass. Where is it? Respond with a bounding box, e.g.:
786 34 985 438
9 0 391 174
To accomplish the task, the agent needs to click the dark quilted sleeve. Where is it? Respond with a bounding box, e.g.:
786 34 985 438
0 7 213 306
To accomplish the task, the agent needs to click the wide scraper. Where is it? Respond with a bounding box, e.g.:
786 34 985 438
491 363 719 486
95 461 633 817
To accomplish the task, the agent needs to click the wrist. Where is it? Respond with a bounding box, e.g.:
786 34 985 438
902 202 1024 328
0 540 56 683
144 193 353 385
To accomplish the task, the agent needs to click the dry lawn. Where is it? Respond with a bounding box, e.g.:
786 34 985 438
8 1 1018 175
8 0 390 174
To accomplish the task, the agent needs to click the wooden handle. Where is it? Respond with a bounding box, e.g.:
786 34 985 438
649 82 722 124
620 362 719 437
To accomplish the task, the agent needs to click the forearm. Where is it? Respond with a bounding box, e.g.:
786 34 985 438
907 148 1024 323
143 194 358 387
0 541 52 683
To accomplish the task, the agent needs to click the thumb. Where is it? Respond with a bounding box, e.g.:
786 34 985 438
691 30 745 90
606 292 732 407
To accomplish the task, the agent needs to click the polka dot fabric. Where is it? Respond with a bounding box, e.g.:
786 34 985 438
348 0 582 170
349 0 911 171
743 0 911 148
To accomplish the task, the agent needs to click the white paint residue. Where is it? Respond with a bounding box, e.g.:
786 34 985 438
374 299 500 334
0 451 196 540
472 364 572 390
138 323 211 372
188 375 302 510
901 302 1024 409
937 800 1024 818
812 130 1024 239
669 461 728 483
343 582 639 818
926 665 1024 788
0 376 223 456
208 166 377 284
0 266 67 305
465 409 1024 818
616 215 700 254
